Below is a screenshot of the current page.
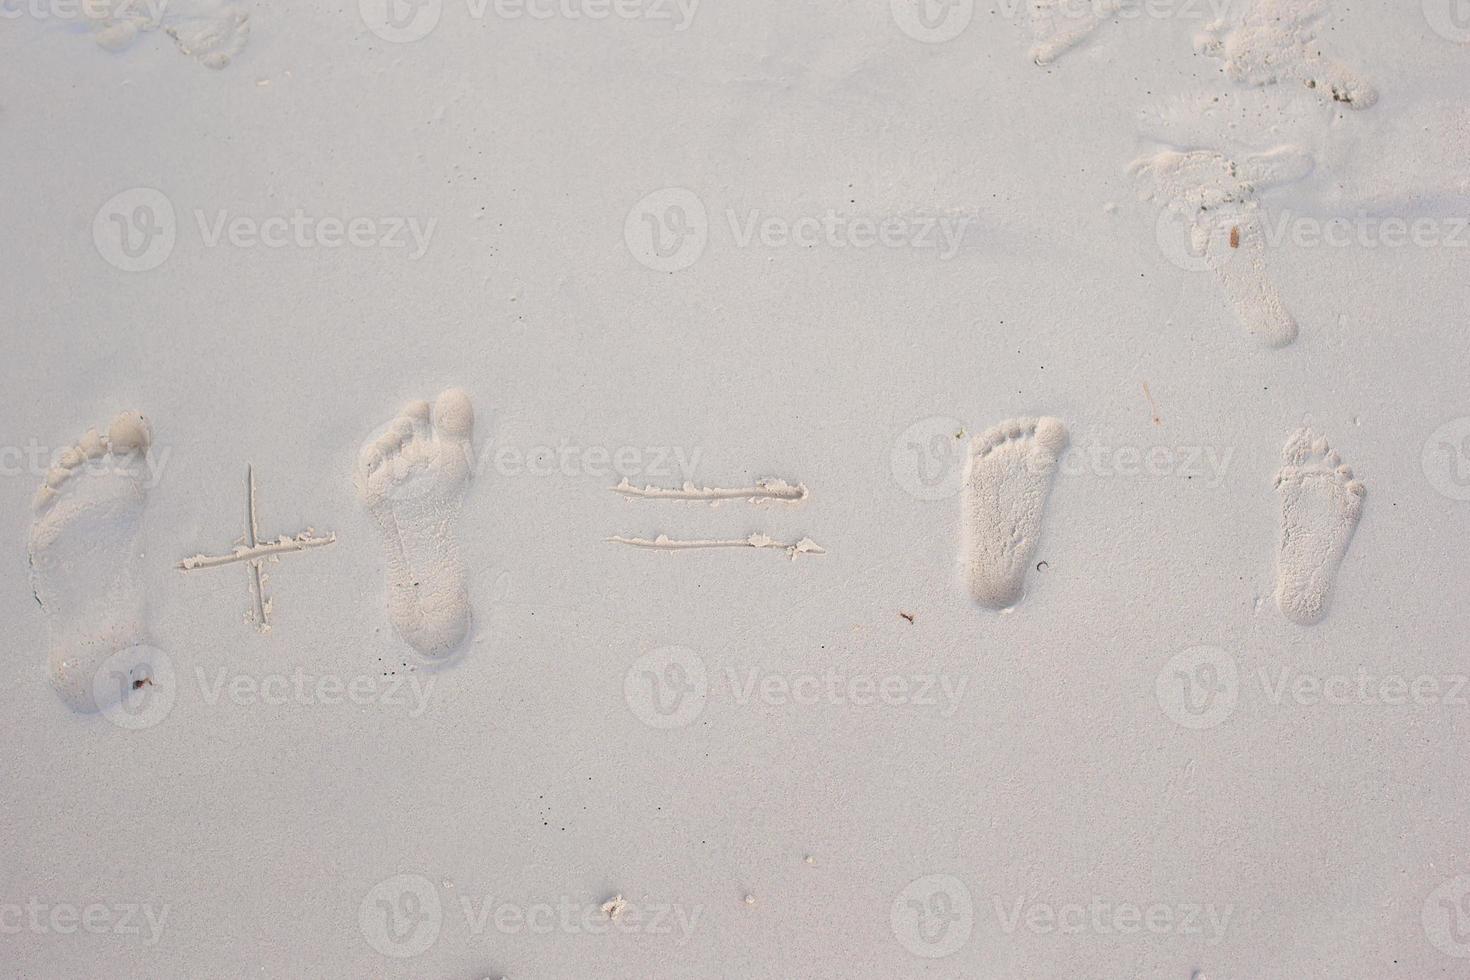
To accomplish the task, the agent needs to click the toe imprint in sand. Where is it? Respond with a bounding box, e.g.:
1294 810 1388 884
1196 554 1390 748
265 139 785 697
87 0 250 69
357 389 476 659
1274 427 1365 625
961 417 1068 609
1132 146 1313 348
28 412 157 712
1195 0 1377 109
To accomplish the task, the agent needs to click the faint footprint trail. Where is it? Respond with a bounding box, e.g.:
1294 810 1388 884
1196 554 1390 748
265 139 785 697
357 389 476 659
1196 0 1377 109
27 412 156 712
608 533 826 560
1131 145 1313 348
85 0 250 69
612 478 808 504
962 417 1068 610
1274 427 1364 625
1029 0 1123 65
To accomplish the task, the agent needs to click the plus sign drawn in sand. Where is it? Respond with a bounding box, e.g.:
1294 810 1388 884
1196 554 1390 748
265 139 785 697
178 466 336 633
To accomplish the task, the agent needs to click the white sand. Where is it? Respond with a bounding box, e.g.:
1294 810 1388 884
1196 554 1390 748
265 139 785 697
2 0 1469 976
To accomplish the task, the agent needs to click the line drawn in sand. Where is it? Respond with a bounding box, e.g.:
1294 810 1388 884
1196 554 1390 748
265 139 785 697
608 533 826 559
609 474 822 557
612 477 808 504
178 466 336 633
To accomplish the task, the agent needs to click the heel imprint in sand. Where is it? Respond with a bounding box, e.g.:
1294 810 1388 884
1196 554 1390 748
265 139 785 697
28 412 161 713
1274 427 1364 625
961 417 1068 609
357 388 477 659
177 466 336 634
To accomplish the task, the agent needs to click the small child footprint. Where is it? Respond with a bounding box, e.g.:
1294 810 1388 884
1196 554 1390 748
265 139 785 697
961 417 1068 609
28 413 156 712
1274 427 1365 625
357 389 476 659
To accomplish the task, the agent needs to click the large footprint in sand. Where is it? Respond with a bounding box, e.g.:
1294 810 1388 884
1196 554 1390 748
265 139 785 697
1131 145 1314 348
961 417 1068 610
357 389 476 659
1274 427 1365 625
28 412 159 712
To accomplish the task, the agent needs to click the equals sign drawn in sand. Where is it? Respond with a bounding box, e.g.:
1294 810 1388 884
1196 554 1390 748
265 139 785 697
178 465 336 632
609 477 824 558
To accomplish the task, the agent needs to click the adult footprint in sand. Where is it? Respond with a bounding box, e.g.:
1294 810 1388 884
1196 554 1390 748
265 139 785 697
28 412 162 712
